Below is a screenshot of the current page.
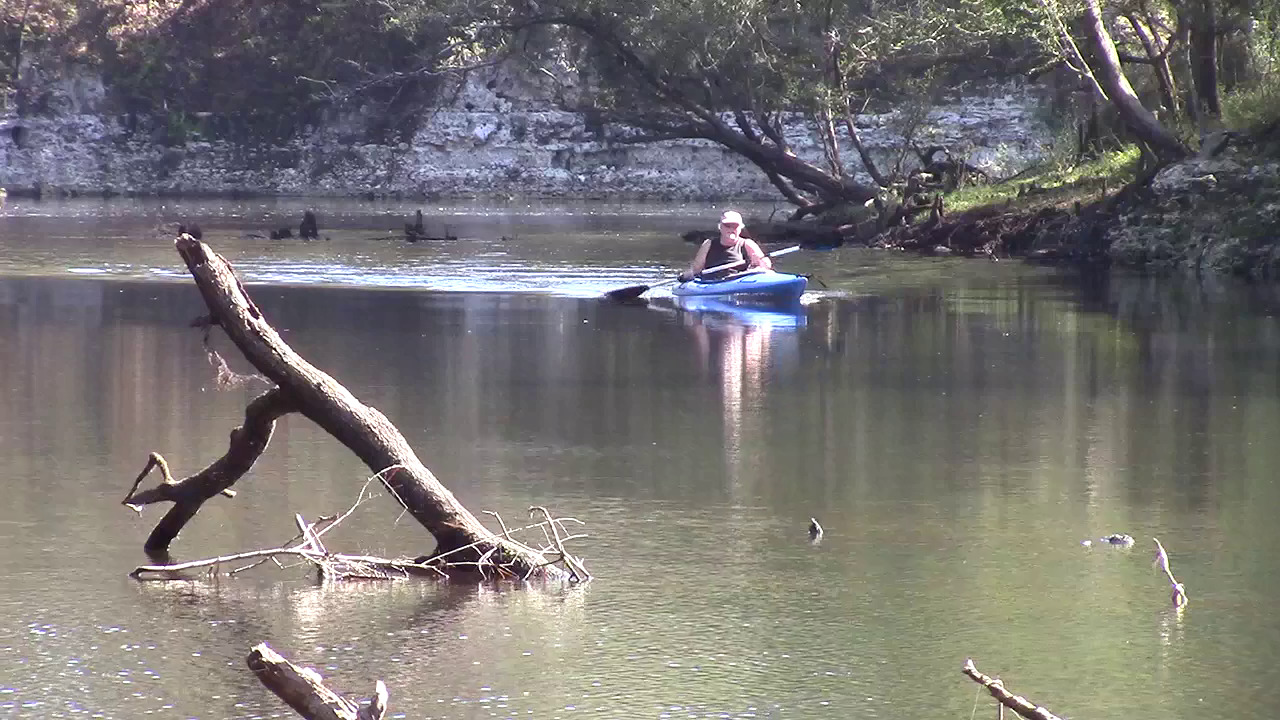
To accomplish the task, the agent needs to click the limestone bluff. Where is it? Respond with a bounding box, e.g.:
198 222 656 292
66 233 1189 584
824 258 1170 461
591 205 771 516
0 64 1051 200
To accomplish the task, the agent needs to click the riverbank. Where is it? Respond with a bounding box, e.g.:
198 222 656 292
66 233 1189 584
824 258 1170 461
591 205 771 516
874 137 1280 279
5 67 1279 279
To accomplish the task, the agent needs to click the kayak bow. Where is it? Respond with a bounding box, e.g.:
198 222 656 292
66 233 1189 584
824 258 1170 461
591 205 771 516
673 269 807 301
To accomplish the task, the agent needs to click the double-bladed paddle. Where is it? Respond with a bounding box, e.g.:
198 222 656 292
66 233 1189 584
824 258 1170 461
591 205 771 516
603 245 801 302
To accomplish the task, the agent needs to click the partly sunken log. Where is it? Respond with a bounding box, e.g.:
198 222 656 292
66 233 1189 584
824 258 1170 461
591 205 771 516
962 659 1064 720
122 234 567 581
248 643 388 720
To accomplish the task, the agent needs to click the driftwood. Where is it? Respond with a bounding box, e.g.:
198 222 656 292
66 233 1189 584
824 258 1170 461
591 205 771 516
131 547 444 581
247 643 387 720
961 659 1064 720
130 471 446 580
130 482 589 582
122 235 575 581
1153 537 1189 608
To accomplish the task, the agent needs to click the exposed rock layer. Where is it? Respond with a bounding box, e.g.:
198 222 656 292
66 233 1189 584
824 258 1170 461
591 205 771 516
1 67 1052 199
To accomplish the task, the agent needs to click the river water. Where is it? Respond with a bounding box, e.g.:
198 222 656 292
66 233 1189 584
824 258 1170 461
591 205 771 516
2 197 1279 720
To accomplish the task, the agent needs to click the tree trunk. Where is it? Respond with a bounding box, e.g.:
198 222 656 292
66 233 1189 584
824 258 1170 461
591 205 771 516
843 106 891 189
1188 0 1220 116
533 13 880 210
701 114 879 206
9 0 33 90
1175 9 1202 127
1081 0 1188 162
1125 13 1178 114
123 236 567 581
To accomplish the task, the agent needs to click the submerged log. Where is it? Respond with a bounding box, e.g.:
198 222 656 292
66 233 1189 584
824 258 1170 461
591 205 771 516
122 235 568 580
962 659 1064 720
248 643 388 720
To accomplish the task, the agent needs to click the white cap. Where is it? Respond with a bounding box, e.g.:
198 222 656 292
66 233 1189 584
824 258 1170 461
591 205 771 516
719 210 744 227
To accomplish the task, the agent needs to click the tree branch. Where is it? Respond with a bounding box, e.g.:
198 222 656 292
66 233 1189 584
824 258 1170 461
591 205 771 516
123 388 296 555
1153 537 1189 608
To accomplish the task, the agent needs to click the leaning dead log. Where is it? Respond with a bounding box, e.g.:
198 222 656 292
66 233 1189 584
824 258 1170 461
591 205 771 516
961 659 1065 720
122 235 569 580
247 643 388 720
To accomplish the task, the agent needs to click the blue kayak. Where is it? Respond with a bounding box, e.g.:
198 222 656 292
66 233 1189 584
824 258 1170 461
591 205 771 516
673 269 807 300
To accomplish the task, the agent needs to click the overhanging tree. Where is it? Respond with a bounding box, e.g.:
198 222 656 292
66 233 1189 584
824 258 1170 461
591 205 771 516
1038 0 1190 162
489 0 1049 215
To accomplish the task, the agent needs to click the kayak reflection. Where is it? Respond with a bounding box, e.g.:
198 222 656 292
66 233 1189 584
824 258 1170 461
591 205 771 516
671 295 808 330
676 296 806 498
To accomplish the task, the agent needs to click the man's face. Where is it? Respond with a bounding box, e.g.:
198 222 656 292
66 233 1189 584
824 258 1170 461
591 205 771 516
719 221 742 242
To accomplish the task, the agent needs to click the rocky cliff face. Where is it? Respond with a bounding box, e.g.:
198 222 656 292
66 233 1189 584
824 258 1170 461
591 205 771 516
0 64 1054 200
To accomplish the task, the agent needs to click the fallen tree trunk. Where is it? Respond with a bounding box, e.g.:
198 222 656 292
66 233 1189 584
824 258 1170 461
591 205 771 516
122 235 569 580
248 643 388 720
961 659 1065 720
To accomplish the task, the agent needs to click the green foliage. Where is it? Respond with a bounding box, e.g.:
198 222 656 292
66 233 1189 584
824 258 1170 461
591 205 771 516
100 0 461 141
509 0 1057 204
544 0 1049 117
0 0 79 102
1221 75 1280 134
1219 3 1280 136
1 0 466 139
4 0 1279 171
945 145 1141 213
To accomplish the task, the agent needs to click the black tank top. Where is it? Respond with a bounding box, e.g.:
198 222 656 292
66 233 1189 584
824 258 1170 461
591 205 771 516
703 239 745 279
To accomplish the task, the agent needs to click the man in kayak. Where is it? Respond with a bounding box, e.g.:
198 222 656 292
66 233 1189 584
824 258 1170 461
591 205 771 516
679 210 773 282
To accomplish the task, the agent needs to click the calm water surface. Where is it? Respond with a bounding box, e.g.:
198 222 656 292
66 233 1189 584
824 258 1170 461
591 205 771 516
2 197 1280 720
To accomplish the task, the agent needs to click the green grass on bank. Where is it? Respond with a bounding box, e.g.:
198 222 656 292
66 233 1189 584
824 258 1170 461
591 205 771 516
945 146 1143 215
941 75 1280 218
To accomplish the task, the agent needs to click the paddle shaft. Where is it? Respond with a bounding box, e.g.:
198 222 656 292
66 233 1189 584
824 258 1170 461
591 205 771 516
697 244 800 278
655 244 801 290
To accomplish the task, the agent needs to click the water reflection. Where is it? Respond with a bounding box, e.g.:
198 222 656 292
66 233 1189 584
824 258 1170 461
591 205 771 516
674 299 809 514
682 301 801 468
0 196 768 296
5 266 1280 719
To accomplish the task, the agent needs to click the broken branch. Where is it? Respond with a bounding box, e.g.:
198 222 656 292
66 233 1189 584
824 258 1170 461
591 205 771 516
961 659 1064 720
247 643 388 720
130 548 445 580
1153 537 1189 607
124 387 296 554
